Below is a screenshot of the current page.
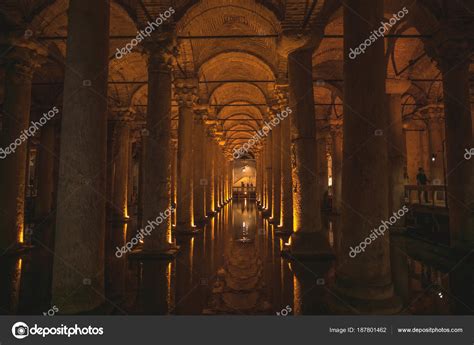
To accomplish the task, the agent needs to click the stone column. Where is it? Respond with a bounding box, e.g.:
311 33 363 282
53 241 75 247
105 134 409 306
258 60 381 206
111 112 133 221
330 0 401 314
205 136 216 216
213 141 220 210
317 129 329 210
255 152 260 204
330 122 343 214
0 41 46 251
270 113 282 225
228 160 233 201
34 121 57 222
134 33 178 257
193 110 207 225
285 48 332 258
386 79 411 214
219 152 225 205
259 147 266 210
170 138 177 209
52 0 110 313
277 94 293 234
424 106 445 185
175 79 198 233
434 30 474 249
263 132 273 217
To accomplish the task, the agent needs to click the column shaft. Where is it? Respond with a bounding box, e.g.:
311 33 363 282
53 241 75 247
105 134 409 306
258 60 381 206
286 48 331 257
176 105 195 231
52 0 110 313
193 119 206 223
112 121 130 220
271 123 282 224
387 93 407 214
440 52 474 248
280 112 293 232
332 0 400 313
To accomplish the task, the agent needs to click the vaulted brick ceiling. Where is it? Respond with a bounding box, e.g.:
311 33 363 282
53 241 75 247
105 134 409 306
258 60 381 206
0 0 473 155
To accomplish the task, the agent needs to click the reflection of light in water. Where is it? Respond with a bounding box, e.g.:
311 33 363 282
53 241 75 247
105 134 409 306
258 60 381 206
11 258 22 312
293 275 302 315
328 221 334 247
244 199 247 207
122 223 128 244
166 262 174 311
189 237 194 281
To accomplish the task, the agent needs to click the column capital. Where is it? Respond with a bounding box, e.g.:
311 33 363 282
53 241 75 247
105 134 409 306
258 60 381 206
276 30 312 56
329 120 343 137
109 106 136 122
174 78 199 107
418 104 445 124
142 31 177 73
427 21 473 72
386 79 411 95
274 81 289 108
1 34 48 80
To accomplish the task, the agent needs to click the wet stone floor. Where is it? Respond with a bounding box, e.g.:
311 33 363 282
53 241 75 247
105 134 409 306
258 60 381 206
1 200 473 315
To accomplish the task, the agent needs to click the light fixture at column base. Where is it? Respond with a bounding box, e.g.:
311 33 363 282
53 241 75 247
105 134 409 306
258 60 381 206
128 245 180 260
268 217 280 224
281 231 335 260
175 226 201 235
274 227 293 236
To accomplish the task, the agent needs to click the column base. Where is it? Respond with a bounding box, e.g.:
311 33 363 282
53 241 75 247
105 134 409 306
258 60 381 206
128 244 180 260
274 227 293 236
0 242 34 256
268 217 280 225
206 210 217 217
281 231 334 260
175 224 201 235
194 218 208 228
326 286 403 314
108 214 131 224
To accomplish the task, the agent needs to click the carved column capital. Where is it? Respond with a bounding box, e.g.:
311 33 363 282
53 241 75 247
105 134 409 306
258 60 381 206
1 34 48 81
174 78 199 107
142 31 177 73
427 21 473 72
386 78 411 95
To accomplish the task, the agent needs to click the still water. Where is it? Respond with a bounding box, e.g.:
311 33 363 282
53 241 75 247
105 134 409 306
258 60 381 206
1 200 472 315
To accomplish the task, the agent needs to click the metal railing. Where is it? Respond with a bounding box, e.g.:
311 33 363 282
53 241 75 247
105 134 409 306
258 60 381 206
404 185 448 208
